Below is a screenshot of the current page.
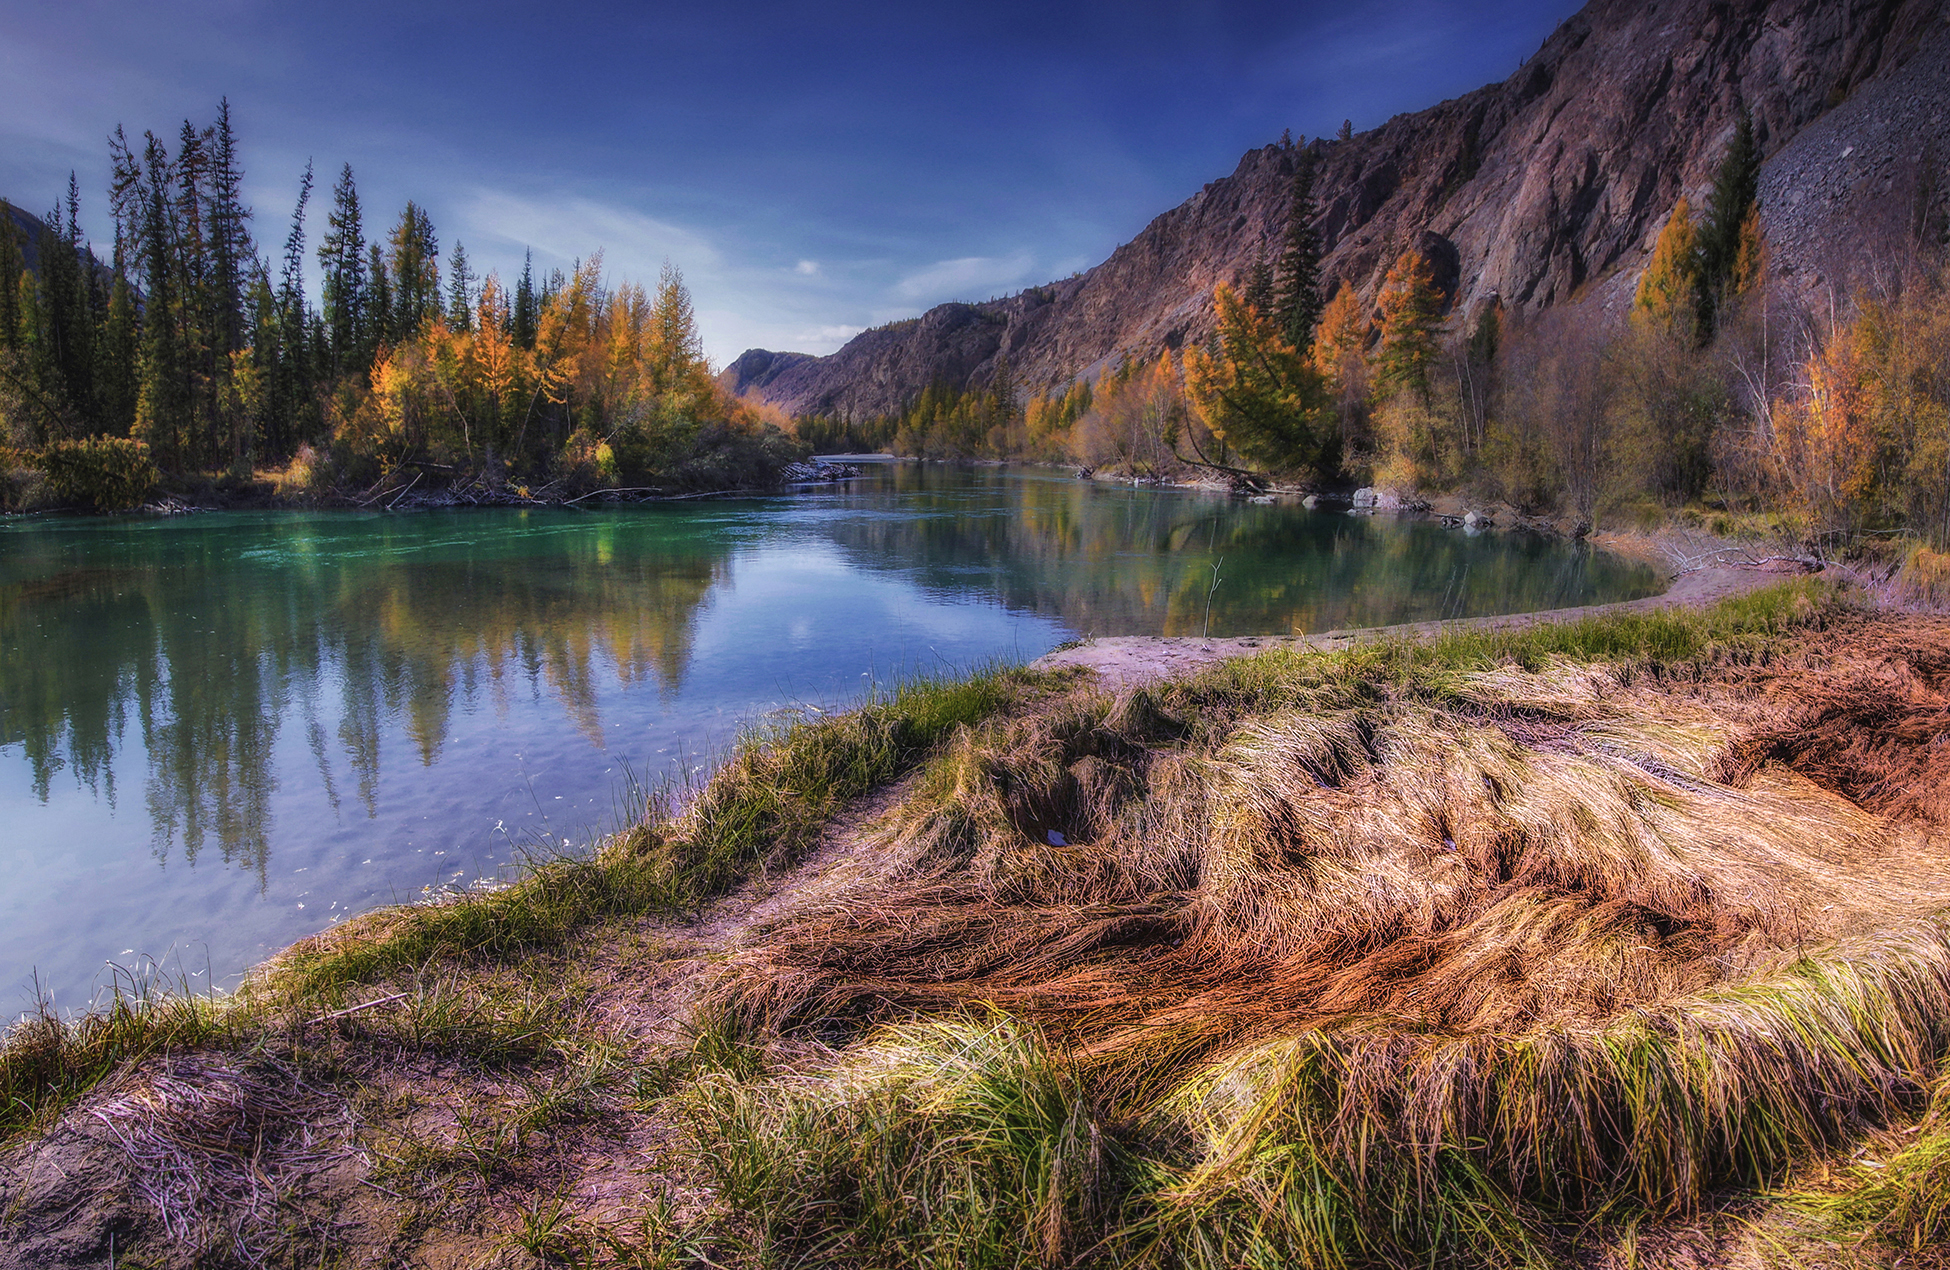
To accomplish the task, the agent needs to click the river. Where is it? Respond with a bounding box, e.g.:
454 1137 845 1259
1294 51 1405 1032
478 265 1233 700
0 462 1659 1010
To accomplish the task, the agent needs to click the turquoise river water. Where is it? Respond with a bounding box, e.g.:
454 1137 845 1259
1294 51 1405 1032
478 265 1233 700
0 462 1660 1010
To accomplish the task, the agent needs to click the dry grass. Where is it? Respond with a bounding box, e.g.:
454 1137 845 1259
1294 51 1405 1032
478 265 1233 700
87 1055 355 1266
713 635 1950 1077
695 594 1950 1265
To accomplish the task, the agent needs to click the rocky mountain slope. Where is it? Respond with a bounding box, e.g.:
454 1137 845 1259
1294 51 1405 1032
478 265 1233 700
726 0 1949 420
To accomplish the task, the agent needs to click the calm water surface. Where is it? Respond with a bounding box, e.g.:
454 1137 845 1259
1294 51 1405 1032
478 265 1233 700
0 463 1659 1008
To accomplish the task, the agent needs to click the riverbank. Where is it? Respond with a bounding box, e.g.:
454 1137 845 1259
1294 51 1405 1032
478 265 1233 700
10 578 1950 1268
1033 561 1797 688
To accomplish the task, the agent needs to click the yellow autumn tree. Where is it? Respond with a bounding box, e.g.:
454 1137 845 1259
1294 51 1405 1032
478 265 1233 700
1371 251 1441 403
1731 204 1768 298
1634 197 1698 330
1369 251 1452 488
1312 283 1370 450
1071 351 1183 476
1182 282 1332 477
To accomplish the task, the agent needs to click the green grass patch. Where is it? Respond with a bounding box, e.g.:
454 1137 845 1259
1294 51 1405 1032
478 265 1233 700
1171 577 1845 723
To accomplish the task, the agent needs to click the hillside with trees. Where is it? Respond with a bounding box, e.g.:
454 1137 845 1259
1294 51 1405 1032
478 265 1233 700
0 103 799 512
728 0 1950 562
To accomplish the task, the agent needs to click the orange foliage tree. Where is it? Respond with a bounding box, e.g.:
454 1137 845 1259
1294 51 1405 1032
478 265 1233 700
1182 282 1332 477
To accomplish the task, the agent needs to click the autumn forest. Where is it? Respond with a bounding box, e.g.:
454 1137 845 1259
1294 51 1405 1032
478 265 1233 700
0 101 797 513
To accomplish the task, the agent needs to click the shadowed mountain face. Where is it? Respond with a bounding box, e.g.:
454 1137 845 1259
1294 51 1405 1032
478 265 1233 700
726 0 1950 419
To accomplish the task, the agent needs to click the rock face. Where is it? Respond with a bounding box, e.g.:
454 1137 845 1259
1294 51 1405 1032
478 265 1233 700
726 0 1950 420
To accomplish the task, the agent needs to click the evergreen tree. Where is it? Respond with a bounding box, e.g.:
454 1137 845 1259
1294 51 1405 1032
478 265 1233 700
1272 147 1323 353
387 202 439 334
513 250 537 349
0 211 23 351
985 349 1016 435
264 162 315 458
318 164 367 379
95 267 140 436
174 118 219 464
366 243 393 349
1244 248 1275 317
207 98 253 363
1694 113 1760 340
34 193 95 432
134 131 191 468
446 240 475 332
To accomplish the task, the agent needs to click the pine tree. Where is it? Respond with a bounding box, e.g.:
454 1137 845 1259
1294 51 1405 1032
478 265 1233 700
257 163 314 459
366 243 392 350
387 202 439 335
318 164 367 380
1272 147 1323 353
96 266 140 436
207 98 253 363
1694 113 1760 339
134 131 191 468
0 211 23 351
1244 248 1275 317
34 188 95 432
1338 119 1353 142
174 119 220 465
513 250 537 349
446 240 475 332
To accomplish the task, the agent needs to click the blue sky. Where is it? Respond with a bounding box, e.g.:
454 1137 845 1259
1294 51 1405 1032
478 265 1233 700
0 0 1580 365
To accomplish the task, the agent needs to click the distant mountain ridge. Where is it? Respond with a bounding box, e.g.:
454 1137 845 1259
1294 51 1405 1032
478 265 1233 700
725 0 1950 420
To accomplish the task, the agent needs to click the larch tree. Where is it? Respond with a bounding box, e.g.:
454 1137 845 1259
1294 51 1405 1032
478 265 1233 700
1183 281 1333 477
1312 281 1370 448
1634 196 1698 331
1372 249 1441 403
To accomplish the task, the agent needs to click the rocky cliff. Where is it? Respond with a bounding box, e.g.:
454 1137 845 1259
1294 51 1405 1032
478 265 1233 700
725 0 1950 421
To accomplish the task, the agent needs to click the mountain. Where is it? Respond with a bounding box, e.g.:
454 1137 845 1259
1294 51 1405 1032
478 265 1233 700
725 0 1950 421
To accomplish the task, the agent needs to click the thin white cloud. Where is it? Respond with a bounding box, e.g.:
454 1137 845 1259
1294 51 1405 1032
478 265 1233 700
458 188 722 277
794 259 820 275
893 251 1035 302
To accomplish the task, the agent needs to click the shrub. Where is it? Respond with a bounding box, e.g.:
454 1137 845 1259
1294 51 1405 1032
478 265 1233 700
37 436 161 511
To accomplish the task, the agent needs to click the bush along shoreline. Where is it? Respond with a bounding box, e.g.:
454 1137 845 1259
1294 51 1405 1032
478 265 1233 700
13 580 1950 1266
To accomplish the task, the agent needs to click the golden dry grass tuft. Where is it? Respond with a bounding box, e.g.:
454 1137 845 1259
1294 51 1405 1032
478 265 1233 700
698 595 1950 1265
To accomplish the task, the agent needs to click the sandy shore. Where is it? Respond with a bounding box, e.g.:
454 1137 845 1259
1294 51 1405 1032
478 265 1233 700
1031 564 1801 690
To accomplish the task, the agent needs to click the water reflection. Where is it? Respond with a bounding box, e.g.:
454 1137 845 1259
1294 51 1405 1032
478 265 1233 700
0 468 1658 1005
2 514 728 880
819 464 1631 636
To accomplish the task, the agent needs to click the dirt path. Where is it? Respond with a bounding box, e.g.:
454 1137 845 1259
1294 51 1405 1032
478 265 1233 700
1032 565 1798 690
540 776 922 1236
